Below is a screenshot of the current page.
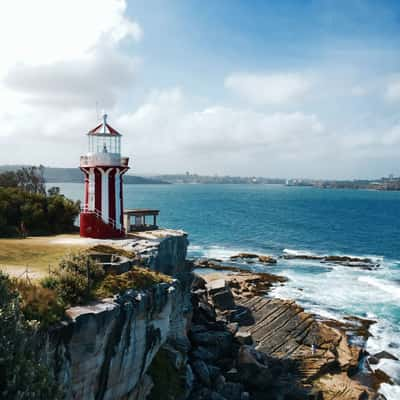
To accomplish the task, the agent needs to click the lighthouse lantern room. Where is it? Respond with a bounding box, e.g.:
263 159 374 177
79 114 129 238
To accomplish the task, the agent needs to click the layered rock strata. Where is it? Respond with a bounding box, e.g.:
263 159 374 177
187 268 381 400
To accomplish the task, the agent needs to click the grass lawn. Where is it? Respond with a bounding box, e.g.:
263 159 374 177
0 234 87 279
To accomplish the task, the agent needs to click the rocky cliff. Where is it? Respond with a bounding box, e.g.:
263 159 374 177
46 229 191 400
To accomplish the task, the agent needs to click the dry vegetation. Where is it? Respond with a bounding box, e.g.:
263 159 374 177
87 244 136 259
0 235 86 278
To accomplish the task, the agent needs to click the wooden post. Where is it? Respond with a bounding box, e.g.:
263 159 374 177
153 215 156 227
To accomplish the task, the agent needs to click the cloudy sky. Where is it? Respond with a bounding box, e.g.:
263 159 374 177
0 0 400 179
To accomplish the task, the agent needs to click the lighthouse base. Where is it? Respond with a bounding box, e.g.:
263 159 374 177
80 213 125 239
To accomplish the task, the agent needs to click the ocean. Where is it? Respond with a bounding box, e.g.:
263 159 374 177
58 182 400 398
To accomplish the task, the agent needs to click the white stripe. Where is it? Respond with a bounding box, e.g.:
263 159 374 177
100 169 110 223
88 168 95 211
115 171 121 229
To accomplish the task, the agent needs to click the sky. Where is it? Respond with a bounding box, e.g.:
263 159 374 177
0 0 400 179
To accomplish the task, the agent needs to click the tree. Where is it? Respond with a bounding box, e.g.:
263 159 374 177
0 187 80 237
47 186 60 196
0 167 46 194
16 166 46 195
0 171 19 188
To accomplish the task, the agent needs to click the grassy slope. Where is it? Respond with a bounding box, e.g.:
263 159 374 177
0 235 86 278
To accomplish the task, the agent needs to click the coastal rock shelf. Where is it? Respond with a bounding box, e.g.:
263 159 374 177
194 266 379 400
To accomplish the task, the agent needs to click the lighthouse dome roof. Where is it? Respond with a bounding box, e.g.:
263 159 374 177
88 114 121 136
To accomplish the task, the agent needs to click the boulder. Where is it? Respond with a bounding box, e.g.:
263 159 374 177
188 387 212 400
207 364 221 382
190 330 233 354
231 253 259 260
196 301 217 323
258 255 277 264
192 274 207 290
185 364 195 395
227 322 239 335
236 346 272 390
224 368 240 382
210 392 227 400
241 392 251 400
211 288 235 310
218 382 244 400
206 279 227 294
192 360 212 387
192 346 217 362
214 374 226 391
235 330 253 345
228 306 255 326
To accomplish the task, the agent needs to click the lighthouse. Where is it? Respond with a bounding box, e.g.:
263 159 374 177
79 113 129 238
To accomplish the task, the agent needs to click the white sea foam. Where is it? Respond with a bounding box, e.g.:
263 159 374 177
283 248 384 265
192 243 400 396
379 382 400 400
358 276 400 300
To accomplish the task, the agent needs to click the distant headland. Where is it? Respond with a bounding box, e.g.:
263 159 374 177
1 165 400 190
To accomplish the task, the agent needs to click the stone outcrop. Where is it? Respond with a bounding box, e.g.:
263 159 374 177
45 229 191 400
188 265 379 400
230 253 277 264
282 252 380 270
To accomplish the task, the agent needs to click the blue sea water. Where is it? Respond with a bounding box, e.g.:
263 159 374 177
58 183 400 398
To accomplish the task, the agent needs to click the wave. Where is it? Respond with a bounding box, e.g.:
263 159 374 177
188 244 250 260
358 276 400 299
283 248 389 267
283 248 322 257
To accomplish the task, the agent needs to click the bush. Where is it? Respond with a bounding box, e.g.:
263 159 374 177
12 279 66 329
46 252 105 306
96 267 172 298
0 272 60 399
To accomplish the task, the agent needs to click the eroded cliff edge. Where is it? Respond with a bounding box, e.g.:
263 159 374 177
42 231 384 400
46 229 192 400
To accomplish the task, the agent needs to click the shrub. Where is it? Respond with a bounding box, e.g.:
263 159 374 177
0 272 60 399
13 279 66 329
96 267 172 298
88 244 136 259
46 251 105 306
53 269 90 306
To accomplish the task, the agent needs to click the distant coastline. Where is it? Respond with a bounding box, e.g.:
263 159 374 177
1 165 399 190
0 165 169 185
285 177 400 191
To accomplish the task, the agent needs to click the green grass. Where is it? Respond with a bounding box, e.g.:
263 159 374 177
0 235 86 278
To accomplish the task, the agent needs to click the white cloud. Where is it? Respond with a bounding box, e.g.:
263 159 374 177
0 0 141 140
4 48 139 109
116 88 325 174
0 0 141 72
225 73 311 105
385 79 400 102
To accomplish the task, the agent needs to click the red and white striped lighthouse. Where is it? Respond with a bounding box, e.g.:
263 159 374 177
79 113 129 238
